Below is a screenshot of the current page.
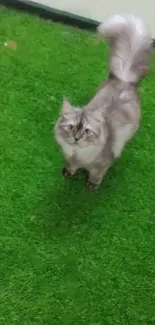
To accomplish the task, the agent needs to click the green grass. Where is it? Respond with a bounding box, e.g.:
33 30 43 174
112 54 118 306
0 6 155 325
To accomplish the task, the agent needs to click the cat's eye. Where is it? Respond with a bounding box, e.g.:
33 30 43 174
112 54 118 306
68 124 74 132
84 128 91 135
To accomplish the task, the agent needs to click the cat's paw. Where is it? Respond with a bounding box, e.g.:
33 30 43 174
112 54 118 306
87 181 99 191
62 167 72 178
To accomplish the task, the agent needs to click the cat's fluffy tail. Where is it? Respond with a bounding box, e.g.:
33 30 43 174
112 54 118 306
98 14 151 83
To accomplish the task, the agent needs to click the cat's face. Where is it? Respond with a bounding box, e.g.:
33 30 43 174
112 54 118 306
55 98 107 148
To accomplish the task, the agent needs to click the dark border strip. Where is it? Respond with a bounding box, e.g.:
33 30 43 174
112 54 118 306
1 0 155 49
0 0 99 31
152 39 155 49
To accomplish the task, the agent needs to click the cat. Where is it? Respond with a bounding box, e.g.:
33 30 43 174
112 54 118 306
55 14 151 189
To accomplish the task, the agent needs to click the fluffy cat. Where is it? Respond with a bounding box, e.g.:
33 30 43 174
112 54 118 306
55 14 151 189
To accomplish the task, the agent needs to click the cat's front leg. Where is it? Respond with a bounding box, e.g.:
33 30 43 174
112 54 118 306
87 164 110 190
62 159 78 178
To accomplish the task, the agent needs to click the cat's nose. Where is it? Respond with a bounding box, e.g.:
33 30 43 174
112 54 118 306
74 136 80 142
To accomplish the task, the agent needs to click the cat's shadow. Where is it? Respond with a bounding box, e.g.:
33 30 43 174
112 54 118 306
34 167 118 238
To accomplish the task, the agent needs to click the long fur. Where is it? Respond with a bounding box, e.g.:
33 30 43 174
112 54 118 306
55 14 151 189
98 14 151 83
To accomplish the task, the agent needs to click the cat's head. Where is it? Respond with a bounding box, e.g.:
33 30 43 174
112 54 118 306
55 98 108 148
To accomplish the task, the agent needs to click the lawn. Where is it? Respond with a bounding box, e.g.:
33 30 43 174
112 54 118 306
0 6 155 325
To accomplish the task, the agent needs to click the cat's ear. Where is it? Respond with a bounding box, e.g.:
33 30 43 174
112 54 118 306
92 107 105 122
61 97 72 114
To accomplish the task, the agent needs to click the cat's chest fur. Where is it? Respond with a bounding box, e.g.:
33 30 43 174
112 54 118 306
61 141 101 165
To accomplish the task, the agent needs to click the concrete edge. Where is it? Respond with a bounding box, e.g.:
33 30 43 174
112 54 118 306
0 0 99 31
1 0 155 49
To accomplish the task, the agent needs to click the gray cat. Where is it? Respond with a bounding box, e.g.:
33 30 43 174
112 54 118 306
55 14 151 189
